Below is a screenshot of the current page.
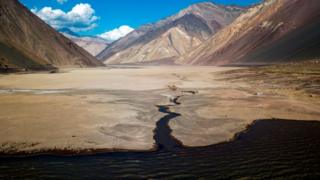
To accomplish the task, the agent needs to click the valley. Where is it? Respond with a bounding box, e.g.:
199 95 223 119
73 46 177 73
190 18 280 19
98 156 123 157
0 65 319 154
1 0 320 178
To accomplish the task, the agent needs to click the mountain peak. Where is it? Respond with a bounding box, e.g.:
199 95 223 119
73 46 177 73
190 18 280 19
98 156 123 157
180 2 245 16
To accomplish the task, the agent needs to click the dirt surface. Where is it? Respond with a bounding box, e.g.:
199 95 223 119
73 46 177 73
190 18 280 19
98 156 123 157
170 61 320 146
0 65 319 154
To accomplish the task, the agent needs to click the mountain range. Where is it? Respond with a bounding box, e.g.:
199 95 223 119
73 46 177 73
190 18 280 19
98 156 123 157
60 29 110 56
1 0 319 70
97 3 245 64
97 0 320 66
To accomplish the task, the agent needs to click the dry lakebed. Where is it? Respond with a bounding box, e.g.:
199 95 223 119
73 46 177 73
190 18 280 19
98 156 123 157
0 66 319 154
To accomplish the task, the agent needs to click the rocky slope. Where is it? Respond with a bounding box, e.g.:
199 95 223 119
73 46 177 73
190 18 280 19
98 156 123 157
178 0 320 65
62 33 109 56
97 2 244 64
0 0 102 71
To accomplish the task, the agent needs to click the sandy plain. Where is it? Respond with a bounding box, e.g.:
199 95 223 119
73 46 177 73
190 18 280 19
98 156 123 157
0 66 319 154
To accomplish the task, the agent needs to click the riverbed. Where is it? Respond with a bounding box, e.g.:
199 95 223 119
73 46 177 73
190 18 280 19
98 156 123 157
0 66 320 178
0 66 319 153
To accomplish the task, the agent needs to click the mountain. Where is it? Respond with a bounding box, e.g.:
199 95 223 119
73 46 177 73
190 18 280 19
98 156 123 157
62 31 110 56
97 2 245 64
0 0 102 71
178 0 320 65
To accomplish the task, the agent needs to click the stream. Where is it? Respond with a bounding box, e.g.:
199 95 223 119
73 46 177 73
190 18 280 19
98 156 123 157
153 105 182 151
153 94 184 151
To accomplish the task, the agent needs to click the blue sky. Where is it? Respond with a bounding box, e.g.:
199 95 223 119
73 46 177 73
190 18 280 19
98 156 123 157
20 0 261 41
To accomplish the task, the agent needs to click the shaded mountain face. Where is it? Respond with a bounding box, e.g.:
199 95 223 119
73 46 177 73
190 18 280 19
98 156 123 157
179 0 320 65
0 0 102 71
97 2 244 64
62 32 110 56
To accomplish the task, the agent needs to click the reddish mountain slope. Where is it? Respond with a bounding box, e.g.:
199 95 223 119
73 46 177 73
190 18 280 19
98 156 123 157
179 0 320 65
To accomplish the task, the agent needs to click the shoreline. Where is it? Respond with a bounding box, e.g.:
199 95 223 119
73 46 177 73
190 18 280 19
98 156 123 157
1 118 317 158
2 119 320 179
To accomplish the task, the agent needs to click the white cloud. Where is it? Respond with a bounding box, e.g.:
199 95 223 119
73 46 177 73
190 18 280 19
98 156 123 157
32 3 98 32
99 25 134 42
57 0 68 4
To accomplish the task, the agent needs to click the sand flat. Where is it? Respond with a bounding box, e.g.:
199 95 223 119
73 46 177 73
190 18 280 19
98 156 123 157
0 66 239 90
0 66 319 153
0 92 162 153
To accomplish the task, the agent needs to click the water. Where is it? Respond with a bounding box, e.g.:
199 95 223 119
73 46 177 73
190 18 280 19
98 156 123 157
1 119 320 179
153 105 182 151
